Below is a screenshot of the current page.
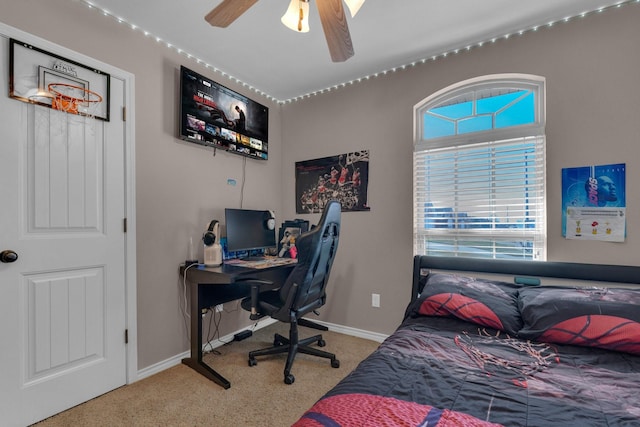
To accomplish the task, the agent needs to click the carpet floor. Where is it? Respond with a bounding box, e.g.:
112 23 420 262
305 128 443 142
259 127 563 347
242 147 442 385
32 322 380 426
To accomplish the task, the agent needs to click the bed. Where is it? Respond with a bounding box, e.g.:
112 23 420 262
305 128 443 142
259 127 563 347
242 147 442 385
293 256 640 426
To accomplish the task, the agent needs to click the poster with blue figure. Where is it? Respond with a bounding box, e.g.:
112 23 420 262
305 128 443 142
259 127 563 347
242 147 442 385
561 163 626 241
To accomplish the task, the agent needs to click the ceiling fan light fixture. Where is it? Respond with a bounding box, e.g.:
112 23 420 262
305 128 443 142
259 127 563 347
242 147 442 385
344 0 365 17
281 0 310 33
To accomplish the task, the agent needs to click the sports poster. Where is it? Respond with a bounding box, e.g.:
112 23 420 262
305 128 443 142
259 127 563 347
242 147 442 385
295 150 370 213
561 163 626 242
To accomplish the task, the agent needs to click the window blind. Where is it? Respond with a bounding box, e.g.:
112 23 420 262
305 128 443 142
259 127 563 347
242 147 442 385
413 136 546 259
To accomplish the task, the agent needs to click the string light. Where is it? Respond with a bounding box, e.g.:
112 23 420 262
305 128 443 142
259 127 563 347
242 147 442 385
75 0 633 104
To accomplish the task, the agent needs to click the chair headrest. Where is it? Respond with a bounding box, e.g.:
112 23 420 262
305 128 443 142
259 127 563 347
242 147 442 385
296 201 340 258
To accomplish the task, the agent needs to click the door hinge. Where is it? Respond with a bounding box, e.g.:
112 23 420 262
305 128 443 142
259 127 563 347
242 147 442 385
125 329 129 344
123 217 127 233
122 106 126 121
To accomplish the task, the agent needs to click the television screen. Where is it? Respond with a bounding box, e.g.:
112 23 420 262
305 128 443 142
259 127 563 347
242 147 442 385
179 66 269 160
225 208 277 254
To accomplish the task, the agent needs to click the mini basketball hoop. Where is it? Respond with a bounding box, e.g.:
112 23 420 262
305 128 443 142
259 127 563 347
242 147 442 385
48 83 103 117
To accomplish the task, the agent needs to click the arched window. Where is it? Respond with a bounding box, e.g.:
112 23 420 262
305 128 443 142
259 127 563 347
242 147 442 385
413 74 546 260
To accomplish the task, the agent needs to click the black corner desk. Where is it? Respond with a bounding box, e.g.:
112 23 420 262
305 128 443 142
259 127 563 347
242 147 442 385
179 259 296 389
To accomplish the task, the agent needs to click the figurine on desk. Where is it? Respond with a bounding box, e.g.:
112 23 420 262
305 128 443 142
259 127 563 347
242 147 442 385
278 220 309 258
278 229 298 258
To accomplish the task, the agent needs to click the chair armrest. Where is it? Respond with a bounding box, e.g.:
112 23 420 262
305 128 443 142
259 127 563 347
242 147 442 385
235 278 274 319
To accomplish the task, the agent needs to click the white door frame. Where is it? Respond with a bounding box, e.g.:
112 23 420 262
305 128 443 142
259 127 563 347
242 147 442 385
0 21 138 384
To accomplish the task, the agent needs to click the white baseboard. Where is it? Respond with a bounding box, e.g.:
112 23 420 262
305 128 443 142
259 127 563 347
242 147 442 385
306 319 389 343
136 318 387 381
136 317 277 381
136 351 191 381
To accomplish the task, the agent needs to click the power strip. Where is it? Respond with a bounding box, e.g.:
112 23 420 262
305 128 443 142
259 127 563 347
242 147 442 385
234 330 253 341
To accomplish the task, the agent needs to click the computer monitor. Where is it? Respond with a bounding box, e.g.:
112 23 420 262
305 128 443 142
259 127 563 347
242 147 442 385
224 208 277 255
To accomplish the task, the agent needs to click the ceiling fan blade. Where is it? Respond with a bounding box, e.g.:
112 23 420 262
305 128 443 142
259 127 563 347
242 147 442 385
316 0 354 62
205 0 259 27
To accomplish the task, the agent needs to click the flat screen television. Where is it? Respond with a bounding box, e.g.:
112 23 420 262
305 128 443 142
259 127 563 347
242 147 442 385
225 208 277 258
179 66 269 160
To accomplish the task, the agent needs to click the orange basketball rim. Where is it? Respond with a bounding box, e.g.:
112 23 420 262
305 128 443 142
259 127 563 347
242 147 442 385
48 83 102 115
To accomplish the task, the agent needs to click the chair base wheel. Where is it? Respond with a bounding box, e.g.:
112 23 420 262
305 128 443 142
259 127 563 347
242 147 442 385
318 339 326 347
331 359 340 368
248 358 257 367
284 374 295 384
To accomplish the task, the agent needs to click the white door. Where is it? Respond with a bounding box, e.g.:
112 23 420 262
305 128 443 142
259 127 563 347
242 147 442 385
0 36 128 426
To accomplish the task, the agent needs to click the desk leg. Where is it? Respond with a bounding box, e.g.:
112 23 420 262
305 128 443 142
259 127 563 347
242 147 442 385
182 356 231 390
181 282 232 389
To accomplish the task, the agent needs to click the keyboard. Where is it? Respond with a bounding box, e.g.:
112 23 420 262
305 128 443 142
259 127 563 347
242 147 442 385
242 256 267 261
224 257 298 269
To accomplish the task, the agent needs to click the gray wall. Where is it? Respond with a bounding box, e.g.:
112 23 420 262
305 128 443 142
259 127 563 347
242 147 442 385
2 0 639 370
279 5 640 334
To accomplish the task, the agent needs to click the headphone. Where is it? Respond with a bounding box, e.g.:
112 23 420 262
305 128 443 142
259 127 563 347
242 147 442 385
202 220 218 246
265 210 275 230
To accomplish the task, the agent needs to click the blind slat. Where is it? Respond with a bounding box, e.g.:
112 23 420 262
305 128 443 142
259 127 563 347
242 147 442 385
414 136 545 260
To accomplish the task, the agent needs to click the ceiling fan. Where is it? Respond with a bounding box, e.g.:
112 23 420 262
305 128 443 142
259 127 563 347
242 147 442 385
204 0 365 62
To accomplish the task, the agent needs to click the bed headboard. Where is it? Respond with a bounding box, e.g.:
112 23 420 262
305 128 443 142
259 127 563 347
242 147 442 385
412 255 640 301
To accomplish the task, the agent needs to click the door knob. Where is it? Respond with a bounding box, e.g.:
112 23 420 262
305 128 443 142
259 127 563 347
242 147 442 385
0 250 18 263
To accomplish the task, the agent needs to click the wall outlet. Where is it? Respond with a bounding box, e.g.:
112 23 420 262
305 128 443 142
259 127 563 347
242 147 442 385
214 304 224 313
371 293 380 308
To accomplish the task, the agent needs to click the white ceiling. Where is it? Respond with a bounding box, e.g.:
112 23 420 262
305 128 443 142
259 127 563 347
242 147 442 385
83 0 625 101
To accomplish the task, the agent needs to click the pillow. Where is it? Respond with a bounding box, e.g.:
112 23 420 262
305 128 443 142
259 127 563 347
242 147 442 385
407 273 523 335
518 286 640 355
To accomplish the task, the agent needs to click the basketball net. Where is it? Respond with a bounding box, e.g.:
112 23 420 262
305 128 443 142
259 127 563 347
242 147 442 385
45 83 103 136
48 83 103 119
